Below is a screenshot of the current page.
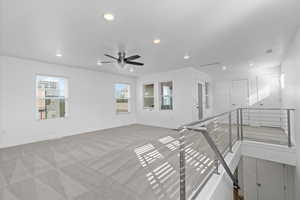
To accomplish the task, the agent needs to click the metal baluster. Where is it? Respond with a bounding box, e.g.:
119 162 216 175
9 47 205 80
240 108 244 141
214 158 220 175
237 109 240 141
195 128 239 188
179 128 187 200
287 109 292 147
229 112 233 152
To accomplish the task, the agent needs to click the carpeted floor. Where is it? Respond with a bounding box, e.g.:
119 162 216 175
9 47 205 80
0 124 220 200
0 123 287 200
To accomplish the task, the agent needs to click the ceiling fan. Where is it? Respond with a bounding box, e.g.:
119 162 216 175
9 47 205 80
100 52 144 67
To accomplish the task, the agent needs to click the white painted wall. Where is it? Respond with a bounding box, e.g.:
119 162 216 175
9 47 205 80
136 67 213 129
242 141 297 166
0 57 3 143
281 28 300 200
212 67 281 114
0 56 137 148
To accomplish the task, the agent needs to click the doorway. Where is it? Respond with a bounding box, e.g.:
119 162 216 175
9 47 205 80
197 82 204 120
242 157 292 200
253 74 282 127
231 79 249 109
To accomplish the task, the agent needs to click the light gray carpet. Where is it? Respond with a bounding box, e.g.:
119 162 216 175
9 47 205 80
0 123 285 200
0 124 221 200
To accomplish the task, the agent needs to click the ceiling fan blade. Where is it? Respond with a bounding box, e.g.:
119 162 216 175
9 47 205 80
125 55 141 61
100 61 114 64
104 54 119 60
125 61 144 66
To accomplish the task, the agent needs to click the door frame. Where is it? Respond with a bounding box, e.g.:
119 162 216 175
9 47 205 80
230 79 252 126
230 79 250 109
196 80 206 120
243 157 287 200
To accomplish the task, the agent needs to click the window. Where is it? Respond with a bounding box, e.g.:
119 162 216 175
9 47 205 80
143 84 154 109
36 75 68 120
160 81 173 110
115 83 130 113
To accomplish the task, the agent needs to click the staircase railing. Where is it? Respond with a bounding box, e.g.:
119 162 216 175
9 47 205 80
239 108 295 147
177 107 295 200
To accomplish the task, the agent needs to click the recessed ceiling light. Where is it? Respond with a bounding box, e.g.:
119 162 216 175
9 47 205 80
249 62 254 67
222 66 227 71
153 39 161 44
56 52 62 57
184 55 190 60
103 13 115 21
129 68 134 72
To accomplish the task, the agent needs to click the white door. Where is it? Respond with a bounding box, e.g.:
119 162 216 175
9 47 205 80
243 157 258 200
231 80 251 125
243 157 286 200
257 160 285 200
197 83 204 120
231 80 249 109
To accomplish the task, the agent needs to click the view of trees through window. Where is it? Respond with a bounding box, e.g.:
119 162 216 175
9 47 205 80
115 83 130 113
36 76 68 120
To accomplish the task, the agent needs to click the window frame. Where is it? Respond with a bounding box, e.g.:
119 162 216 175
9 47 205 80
143 83 155 110
159 81 173 111
35 74 69 121
115 82 131 114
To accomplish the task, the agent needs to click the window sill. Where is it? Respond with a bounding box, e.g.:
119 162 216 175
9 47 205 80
159 109 173 112
143 107 155 111
36 116 69 122
116 112 131 115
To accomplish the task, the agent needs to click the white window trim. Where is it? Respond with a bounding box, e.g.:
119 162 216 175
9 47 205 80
143 83 155 110
115 82 131 114
35 74 69 121
159 81 174 111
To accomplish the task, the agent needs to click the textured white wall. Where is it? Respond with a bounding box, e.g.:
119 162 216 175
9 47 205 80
136 67 213 129
0 56 137 147
281 28 300 200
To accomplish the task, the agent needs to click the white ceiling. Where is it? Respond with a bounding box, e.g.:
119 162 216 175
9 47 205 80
0 0 299 76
